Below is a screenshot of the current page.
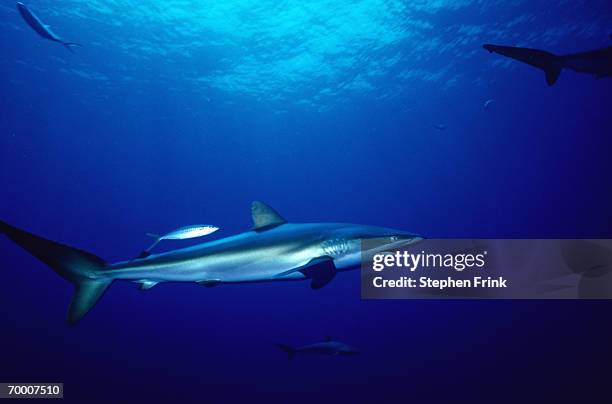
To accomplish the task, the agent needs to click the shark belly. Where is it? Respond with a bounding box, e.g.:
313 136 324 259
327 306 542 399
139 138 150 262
199 246 315 283
102 240 322 284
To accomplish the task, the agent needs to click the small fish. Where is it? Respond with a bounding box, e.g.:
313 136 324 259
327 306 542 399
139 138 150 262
16 2 81 52
484 99 494 109
433 123 446 131
147 225 219 240
138 225 219 258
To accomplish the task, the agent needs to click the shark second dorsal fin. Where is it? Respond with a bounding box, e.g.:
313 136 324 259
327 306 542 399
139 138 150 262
251 201 286 231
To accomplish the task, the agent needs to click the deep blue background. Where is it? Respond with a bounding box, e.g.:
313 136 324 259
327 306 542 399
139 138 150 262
1 1 612 402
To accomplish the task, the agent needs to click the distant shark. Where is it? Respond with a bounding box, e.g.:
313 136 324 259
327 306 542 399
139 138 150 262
0 201 421 324
275 337 359 359
483 43 612 85
16 2 81 52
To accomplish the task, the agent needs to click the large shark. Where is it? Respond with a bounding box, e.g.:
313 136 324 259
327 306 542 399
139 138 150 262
275 336 359 359
0 201 421 324
16 2 81 52
483 43 612 85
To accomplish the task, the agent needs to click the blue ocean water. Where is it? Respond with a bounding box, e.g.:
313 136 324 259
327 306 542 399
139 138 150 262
1 0 612 402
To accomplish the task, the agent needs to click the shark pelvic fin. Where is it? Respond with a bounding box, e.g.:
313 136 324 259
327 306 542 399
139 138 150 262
299 256 337 289
197 279 221 287
251 201 286 231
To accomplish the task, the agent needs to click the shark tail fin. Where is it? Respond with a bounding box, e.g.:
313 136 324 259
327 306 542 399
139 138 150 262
483 44 562 86
274 343 296 360
544 65 562 86
62 42 82 53
0 220 110 325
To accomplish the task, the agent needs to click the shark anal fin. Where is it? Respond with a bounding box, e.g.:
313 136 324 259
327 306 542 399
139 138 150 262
299 256 337 289
197 279 221 287
251 201 286 231
139 280 158 290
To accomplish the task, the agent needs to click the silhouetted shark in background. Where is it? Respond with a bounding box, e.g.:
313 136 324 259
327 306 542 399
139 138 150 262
0 201 421 324
483 43 612 85
16 2 81 52
275 337 359 359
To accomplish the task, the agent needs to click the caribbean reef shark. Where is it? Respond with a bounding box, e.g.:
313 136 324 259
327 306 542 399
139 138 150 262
0 201 421 324
275 336 359 359
17 2 81 52
483 43 612 85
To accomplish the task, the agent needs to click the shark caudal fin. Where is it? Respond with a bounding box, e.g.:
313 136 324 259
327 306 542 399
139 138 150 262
0 220 110 324
62 42 82 53
483 44 562 86
544 65 562 86
274 343 296 360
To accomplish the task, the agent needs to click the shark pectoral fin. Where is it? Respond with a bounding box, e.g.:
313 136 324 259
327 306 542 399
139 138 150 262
197 279 221 287
299 256 337 290
251 201 286 231
138 280 158 290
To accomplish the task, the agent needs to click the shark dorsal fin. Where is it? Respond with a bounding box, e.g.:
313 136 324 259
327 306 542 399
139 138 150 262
251 201 286 231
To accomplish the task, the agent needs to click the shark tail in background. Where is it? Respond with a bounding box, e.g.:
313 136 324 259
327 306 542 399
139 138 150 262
62 42 82 53
483 44 562 86
274 343 296 360
0 220 110 325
